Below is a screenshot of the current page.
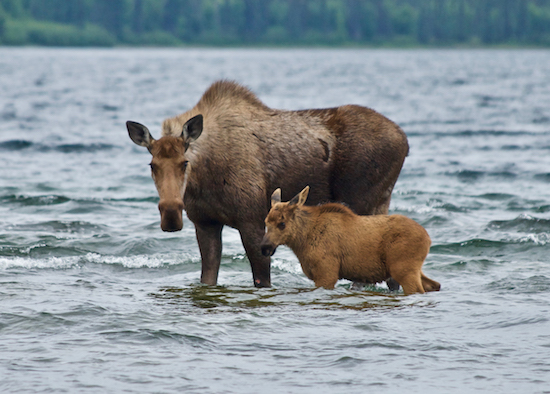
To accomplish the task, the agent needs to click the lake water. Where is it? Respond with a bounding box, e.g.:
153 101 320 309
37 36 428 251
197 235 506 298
1 48 550 393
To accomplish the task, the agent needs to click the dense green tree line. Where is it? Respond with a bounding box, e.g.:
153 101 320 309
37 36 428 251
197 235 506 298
1 0 550 46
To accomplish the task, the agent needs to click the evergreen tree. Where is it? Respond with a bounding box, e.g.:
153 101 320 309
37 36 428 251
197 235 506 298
1 0 550 46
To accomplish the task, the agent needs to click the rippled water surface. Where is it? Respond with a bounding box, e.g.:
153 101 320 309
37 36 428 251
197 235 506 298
1 48 550 393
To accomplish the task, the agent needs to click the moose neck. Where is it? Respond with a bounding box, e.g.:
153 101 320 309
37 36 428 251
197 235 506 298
179 144 203 202
285 208 315 254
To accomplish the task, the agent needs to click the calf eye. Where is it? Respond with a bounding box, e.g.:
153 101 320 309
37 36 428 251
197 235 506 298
182 161 189 170
277 222 286 230
149 163 156 172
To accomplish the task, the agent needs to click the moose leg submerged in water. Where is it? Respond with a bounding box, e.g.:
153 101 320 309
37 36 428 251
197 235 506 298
127 80 409 288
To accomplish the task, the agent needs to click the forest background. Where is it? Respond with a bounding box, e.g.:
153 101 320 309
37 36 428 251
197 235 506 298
1 0 550 47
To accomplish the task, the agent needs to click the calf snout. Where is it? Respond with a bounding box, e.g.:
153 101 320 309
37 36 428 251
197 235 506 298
158 199 184 232
261 244 276 257
260 236 277 257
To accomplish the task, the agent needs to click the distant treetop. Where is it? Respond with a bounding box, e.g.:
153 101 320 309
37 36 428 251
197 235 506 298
1 0 549 46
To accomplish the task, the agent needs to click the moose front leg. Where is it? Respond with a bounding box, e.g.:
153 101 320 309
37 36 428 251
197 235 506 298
239 223 271 288
195 222 223 286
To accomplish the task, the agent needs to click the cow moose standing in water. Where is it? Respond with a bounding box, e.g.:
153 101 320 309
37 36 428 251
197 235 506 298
127 80 409 288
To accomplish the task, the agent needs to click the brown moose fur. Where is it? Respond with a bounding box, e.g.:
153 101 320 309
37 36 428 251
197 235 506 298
126 80 409 288
261 187 441 295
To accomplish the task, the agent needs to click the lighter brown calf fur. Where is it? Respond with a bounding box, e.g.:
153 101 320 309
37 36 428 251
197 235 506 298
260 187 441 295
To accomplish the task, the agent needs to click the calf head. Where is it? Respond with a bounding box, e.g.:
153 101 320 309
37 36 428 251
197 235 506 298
260 186 310 256
126 115 203 232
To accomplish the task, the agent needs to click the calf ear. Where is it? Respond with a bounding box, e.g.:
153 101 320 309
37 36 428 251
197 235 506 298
289 186 310 207
182 114 203 142
271 188 282 207
127 121 154 150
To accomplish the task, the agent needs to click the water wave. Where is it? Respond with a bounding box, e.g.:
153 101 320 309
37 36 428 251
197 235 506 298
431 235 549 256
533 204 550 213
0 256 80 270
271 257 304 276
0 253 197 271
488 214 550 234
99 328 214 348
0 194 71 206
476 193 515 201
12 220 108 233
0 140 34 150
517 233 550 246
444 170 485 183
0 194 145 210
427 199 468 213
392 201 470 215
0 139 119 153
405 129 545 137
534 173 550 183
106 196 159 203
54 143 119 153
444 169 519 183
486 275 550 294
86 253 199 268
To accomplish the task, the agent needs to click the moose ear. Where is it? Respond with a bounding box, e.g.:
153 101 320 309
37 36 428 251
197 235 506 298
182 114 203 142
271 188 282 207
127 121 154 150
288 186 310 207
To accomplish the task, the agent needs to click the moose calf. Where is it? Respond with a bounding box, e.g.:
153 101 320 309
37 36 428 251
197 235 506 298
260 186 441 295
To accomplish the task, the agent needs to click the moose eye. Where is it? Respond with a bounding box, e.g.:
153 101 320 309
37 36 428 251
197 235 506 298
277 222 286 230
149 163 156 172
182 161 189 170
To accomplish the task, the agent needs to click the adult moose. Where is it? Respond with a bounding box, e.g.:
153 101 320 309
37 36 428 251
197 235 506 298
126 80 409 288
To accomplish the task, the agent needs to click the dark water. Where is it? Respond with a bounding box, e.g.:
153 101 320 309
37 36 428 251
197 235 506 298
1 48 550 393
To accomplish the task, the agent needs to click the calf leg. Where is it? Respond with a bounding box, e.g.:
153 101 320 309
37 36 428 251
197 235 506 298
195 222 223 286
311 261 340 289
351 281 366 290
389 263 425 295
239 224 271 288
352 279 400 292
421 272 441 292
313 275 339 290
386 278 401 291
397 273 425 295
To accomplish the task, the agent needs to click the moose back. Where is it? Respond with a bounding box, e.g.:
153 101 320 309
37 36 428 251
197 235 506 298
126 80 409 287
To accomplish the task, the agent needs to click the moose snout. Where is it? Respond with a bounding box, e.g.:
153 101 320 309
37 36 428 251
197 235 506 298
158 199 184 232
